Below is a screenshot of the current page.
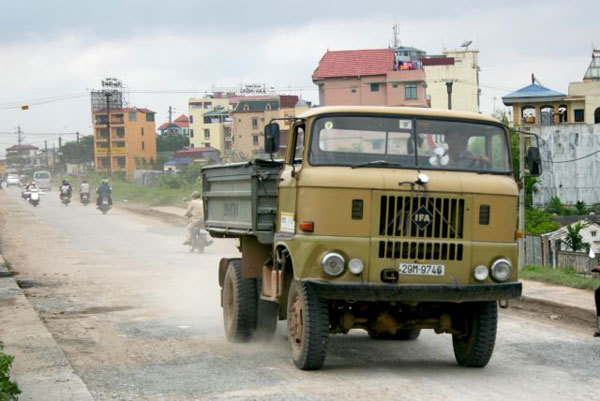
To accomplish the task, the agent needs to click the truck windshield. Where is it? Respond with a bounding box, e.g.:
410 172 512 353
309 115 512 174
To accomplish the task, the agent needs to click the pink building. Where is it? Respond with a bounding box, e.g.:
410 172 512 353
312 49 428 107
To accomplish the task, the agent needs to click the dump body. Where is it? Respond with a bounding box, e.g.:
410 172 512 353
202 159 283 244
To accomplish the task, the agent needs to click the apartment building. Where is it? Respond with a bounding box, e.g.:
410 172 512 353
92 107 157 180
231 95 309 157
188 95 234 153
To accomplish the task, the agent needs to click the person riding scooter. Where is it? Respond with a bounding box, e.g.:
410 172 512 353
183 191 213 248
59 179 72 201
80 178 90 202
96 179 112 207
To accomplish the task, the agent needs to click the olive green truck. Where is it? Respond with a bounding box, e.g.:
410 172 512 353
202 106 541 370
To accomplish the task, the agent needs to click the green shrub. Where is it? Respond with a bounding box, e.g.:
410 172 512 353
0 342 20 401
160 174 185 189
525 208 560 235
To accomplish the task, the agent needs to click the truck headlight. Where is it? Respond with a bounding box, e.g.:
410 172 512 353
348 258 364 275
473 265 489 281
490 258 512 282
321 252 345 277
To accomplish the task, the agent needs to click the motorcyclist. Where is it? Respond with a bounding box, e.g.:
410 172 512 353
80 178 90 201
96 179 112 207
59 179 72 200
183 191 211 246
23 181 38 200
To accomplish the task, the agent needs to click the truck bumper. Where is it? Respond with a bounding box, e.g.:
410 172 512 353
305 280 522 302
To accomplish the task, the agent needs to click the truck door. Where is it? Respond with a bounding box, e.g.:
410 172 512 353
277 124 305 234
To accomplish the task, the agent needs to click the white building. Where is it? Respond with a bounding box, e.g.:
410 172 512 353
546 220 600 253
422 49 480 113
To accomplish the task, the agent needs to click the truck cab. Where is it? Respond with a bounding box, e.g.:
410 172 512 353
203 106 538 370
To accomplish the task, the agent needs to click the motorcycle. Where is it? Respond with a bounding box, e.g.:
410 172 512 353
29 189 41 207
60 194 71 205
21 187 31 200
80 192 90 206
98 196 111 215
188 221 213 253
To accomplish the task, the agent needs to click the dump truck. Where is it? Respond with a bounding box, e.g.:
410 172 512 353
202 106 541 370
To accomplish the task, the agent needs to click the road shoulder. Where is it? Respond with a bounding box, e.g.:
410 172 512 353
0 256 94 401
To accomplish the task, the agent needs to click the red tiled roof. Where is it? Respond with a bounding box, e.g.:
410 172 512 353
420 57 455 66
93 107 155 114
173 147 219 158
279 95 299 108
6 144 38 151
312 49 395 80
174 114 189 125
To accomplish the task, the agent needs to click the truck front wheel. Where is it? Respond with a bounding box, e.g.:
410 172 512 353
287 280 329 370
222 260 257 342
452 301 497 367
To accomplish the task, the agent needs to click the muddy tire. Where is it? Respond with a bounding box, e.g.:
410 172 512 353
255 299 279 340
287 280 329 370
222 260 257 342
452 301 497 367
368 328 421 340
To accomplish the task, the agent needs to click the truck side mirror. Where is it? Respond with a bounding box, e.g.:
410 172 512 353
264 122 280 154
526 146 542 177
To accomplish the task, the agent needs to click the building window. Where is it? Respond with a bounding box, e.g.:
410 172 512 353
370 83 379 92
141 141 145 150
146 113 155 122
351 88 357 93
191 143 194 148
129 112 137 121
252 118 258 129
592 231 597 237
266 104 272 111
405 84 417 100
204 142 210 147
189 115 193 123
96 114 108 124
203 102 212 109
253 135 259 146
96 141 108 148
98 128 109 139
99 157 109 167
116 127 125 138
117 156 126 168
392 83 399 88
574 109 585 122
141 127 144 136
190 129 194 138
204 129 210 139
243 104 250 111
114 141 125 148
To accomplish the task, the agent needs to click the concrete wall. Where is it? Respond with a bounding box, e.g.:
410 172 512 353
533 123 600 205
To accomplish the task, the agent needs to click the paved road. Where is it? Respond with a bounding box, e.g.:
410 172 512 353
0 187 599 401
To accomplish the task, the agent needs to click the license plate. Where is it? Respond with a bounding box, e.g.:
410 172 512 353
399 263 445 276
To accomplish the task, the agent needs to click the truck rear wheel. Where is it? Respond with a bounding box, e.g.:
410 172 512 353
287 280 329 370
452 301 497 367
222 260 257 342
368 328 421 340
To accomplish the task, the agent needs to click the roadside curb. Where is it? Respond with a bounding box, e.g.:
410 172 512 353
119 204 188 226
0 254 95 401
512 294 596 327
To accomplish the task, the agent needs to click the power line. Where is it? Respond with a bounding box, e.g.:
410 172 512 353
544 149 600 164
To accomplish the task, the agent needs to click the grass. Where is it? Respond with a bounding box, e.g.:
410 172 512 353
56 175 199 208
0 342 21 401
521 265 600 291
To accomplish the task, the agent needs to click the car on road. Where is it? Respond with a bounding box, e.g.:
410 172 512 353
202 106 543 370
6 174 20 186
33 170 52 191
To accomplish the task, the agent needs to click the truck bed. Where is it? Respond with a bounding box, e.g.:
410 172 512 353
201 159 283 244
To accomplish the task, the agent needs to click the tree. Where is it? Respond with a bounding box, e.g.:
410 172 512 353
60 135 94 164
563 223 586 252
156 134 189 152
525 208 560 235
575 200 587 215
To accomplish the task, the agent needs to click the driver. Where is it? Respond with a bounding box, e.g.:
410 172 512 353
445 132 488 169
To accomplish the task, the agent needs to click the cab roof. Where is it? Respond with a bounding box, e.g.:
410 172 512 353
297 106 500 124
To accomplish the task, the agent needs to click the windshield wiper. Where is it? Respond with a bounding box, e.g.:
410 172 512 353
351 160 404 169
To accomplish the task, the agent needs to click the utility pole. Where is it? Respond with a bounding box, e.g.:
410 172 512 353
105 92 112 176
45 140 49 167
16 126 23 178
76 131 80 143
518 131 526 271
168 106 172 123
58 136 63 175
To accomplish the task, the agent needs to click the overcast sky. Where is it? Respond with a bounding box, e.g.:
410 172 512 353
0 0 598 151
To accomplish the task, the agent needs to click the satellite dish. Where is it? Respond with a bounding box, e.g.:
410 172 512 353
460 40 473 48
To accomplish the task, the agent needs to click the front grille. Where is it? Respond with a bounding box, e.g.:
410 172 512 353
378 240 464 261
378 195 465 239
